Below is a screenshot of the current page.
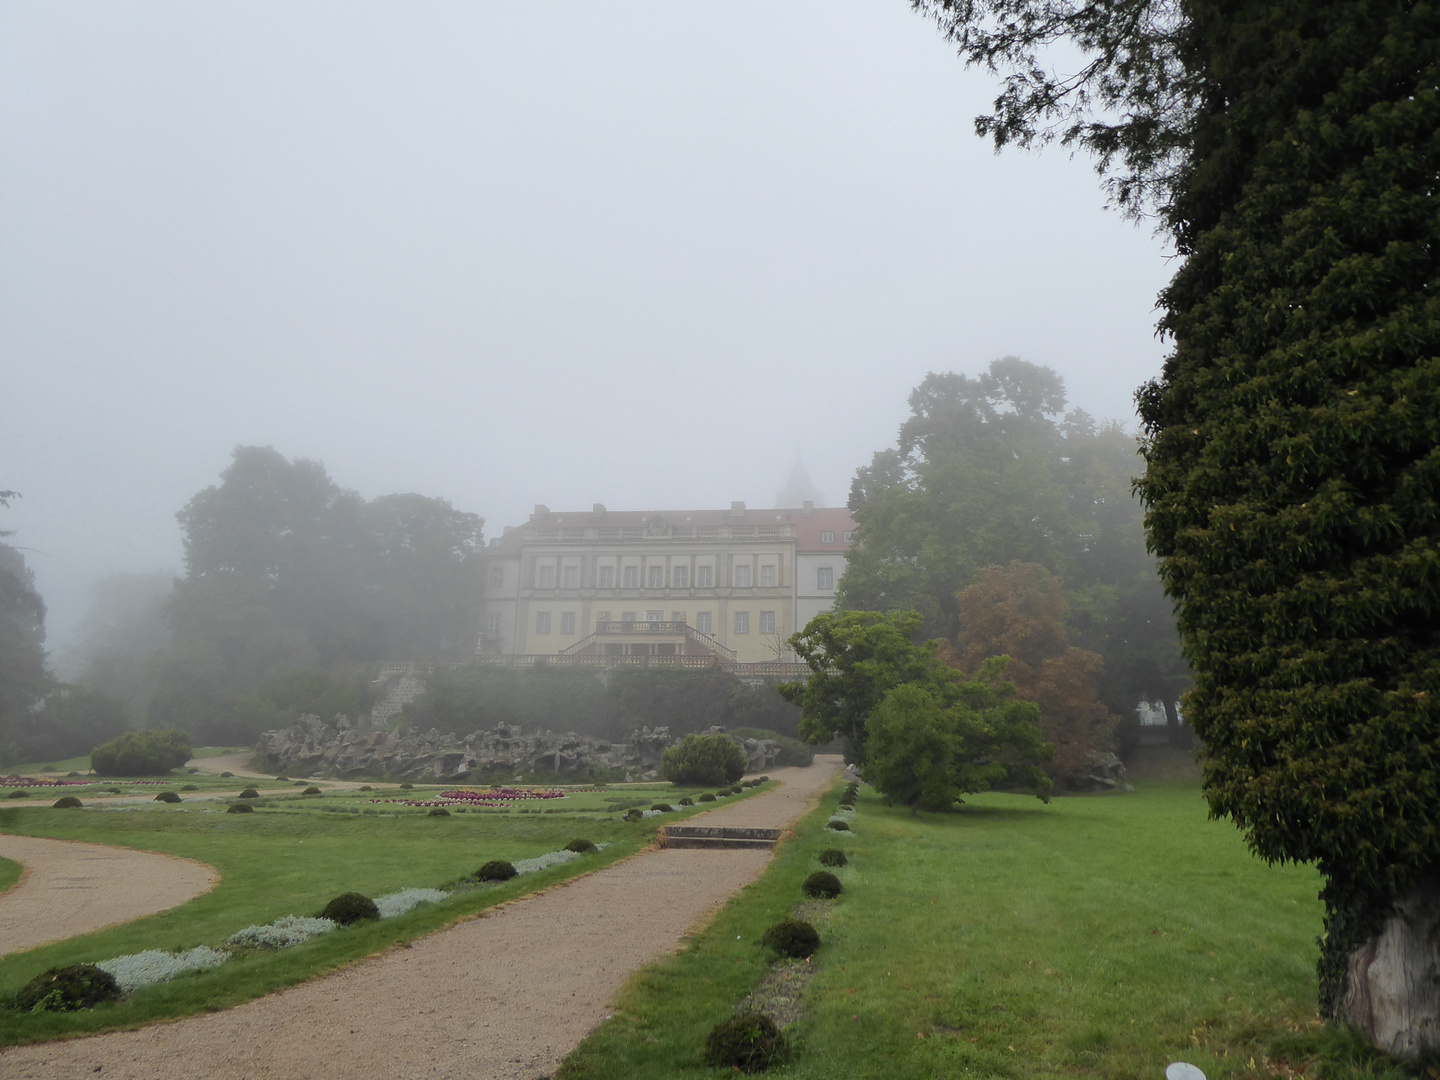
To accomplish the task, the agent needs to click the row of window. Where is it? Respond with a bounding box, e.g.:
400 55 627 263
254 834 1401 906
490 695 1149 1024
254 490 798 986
524 611 778 636
503 564 831 591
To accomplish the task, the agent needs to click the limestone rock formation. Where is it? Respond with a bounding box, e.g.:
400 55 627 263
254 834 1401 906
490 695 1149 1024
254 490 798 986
255 716 781 782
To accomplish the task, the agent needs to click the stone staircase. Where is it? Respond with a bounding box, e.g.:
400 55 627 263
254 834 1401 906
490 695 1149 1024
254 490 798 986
657 825 782 850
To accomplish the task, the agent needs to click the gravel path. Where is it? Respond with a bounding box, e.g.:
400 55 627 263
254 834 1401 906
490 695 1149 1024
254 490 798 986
2 756 843 1080
0 836 218 958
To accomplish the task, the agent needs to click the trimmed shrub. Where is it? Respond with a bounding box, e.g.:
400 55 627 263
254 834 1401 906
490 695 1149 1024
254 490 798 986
302 786 322 795
227 802 254 814
698 793 716 803
52 795 83 809
803 871 843 899
181 784 199 791
762 918 820 958
704 1012 788 1073
154 791 181 803
40 765 56 772
650 803 673 812
564 838 597 853
275 775 289 781
399 782 414 790
427 807 450 817
318 892 380 925
475 859 518 882
359 785 373 791
220 771 234 778
238 788 260 799
660 732 748 787
7 790 29 798
90 729 192 776
826 819 851 831
187 768 199 774
678 796 694 806
16 965 121 1012
818 848 848 867
624 809 644 822
67 771 81 777
759 775 769 782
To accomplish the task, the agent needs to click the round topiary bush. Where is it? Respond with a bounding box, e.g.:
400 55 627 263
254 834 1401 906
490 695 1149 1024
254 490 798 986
7 790 30 798
624 809 644 822
154 791 181 803
359 785 373 791
762 918 820 959
275 775 289 781
238 788 260 799
227 802 254 814
802 871 843 899
678 796 694 806
220 771 235 778
181 784 198 791
698 793 716 803
818 848 848 868
40 765 56 773
759 776 770 783
399 782 414 790
660 732 749 786
52 795 83 809
565 838 597 853
826 820 851 832
303 786 322 795
67 771 81 777
650 803 672 812
319 892 380 925
428 807 450 817
16 964 121 1012
704 1012 788 1073
475 859 518 882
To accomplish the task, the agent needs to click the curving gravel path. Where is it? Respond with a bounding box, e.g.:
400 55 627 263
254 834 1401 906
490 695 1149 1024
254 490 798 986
0 836 218 958
1 756 843 1080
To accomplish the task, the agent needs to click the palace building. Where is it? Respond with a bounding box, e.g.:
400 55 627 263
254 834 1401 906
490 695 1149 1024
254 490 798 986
476 500 857 669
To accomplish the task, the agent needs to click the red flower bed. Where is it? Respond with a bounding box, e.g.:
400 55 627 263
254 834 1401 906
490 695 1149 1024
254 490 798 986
0 776 93 788
439 787 566 803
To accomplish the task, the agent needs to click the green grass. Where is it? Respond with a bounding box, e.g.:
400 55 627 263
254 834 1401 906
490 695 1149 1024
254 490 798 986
0 856 21 895
559 780 1407 1080
0 779 774 1045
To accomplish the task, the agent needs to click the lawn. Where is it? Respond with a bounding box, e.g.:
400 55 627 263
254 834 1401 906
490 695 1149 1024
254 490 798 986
0 856 20 895
0 777 772 1045
559 779 1406 1080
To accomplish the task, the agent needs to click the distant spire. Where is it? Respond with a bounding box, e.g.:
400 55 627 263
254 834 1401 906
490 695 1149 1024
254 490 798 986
775 462 823 508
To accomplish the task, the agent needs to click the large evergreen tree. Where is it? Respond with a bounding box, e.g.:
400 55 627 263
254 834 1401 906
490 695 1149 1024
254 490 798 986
914 0 1440 1057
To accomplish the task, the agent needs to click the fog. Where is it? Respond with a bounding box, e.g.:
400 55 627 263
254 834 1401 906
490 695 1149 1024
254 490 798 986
1 1 1172 649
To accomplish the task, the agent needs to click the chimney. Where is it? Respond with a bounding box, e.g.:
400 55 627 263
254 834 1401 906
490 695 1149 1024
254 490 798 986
802 500 814 514
729 500 746 519
592 503 606 516
531 504 549 519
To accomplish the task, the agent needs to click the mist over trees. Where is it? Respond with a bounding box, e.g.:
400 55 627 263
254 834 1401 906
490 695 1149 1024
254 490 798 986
0 491 51 764
839 358 1187 756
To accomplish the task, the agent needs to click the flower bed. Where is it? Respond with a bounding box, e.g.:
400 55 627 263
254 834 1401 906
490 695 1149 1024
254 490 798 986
371 786 568 809
96 946 229 992
0 776 93 788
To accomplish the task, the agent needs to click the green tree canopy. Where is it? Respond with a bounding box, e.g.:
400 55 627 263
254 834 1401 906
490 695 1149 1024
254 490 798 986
0 494 49 765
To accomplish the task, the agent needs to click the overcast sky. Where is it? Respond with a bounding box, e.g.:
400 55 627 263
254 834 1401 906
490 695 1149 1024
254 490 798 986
1 1 1173 649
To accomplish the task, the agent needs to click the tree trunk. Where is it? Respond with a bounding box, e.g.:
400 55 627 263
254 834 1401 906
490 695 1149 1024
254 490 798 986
1339 879 1440 1061
1162 698 1187 749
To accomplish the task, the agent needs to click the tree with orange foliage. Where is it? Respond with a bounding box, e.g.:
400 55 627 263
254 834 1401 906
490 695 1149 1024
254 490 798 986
942 562 1116 786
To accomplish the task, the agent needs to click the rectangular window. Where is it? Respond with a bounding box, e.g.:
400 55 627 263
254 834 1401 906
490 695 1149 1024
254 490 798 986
560 612 576 635
622 611 636 625
843 530 855 543
538 566 555 588
673 566 689 588
485 613 501 635
645 610 662 623
488 566 505 588
647 565 664 588
596 610 610 624
821 530 836 544
622 566 639 589
760 565 776 588
597 565 615 588
697 565 713 588
562 565 579 589
734 611 750 634
671 611 686 623
535 612 551 634
817 567 834 590
734 564 752 588
760 611 776 634
696 612 712 634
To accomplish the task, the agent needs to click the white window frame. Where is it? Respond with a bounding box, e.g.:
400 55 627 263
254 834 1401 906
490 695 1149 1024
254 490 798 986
734 611 750 634
821 530 835 544
843 530 855 543
647 565 665 588
485 613 501 635
760 611 776 634
696 611 712 634
697 565 714 588
597 565 615 588
538 565 555 589
622 565 639 589
673 566 689 588
560 612 576 635
760 565 776 588
734 564 752 588
488 566 505 588
535 612 551 634
561 565 579 589
817 567 834 590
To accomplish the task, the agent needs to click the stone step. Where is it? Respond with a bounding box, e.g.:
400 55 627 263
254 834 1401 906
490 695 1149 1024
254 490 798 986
658 825 782 849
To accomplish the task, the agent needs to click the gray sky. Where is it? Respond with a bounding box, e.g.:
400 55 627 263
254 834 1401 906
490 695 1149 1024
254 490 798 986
1 1 1172 649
